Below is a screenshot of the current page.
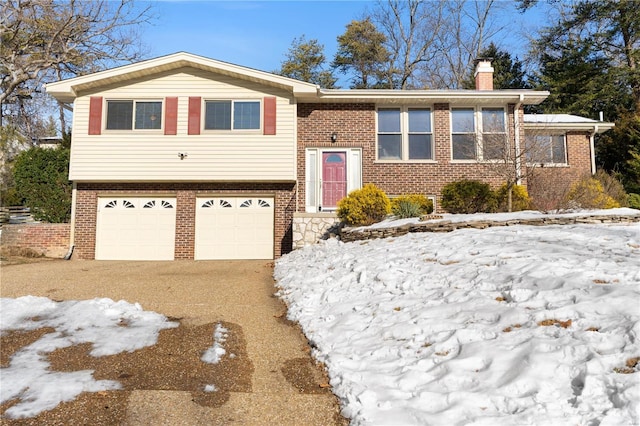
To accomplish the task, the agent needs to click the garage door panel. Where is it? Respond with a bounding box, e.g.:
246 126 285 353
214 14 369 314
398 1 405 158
195 197 274 260
96 197 176 260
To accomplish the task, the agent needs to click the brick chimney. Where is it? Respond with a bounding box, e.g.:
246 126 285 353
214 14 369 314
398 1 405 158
474 58 494 90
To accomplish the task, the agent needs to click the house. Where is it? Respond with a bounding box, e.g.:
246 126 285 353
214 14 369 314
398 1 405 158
44 52 614 261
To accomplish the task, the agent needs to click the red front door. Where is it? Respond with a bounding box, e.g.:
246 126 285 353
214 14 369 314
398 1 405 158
322 152 347 209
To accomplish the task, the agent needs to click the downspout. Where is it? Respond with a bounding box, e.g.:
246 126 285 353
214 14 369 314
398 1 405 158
589 125 598 175
514 94 524 185
64 181 76 260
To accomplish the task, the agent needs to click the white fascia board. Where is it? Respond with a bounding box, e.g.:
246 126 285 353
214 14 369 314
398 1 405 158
305 89 550 105
45 52 318 102
524 122 615 133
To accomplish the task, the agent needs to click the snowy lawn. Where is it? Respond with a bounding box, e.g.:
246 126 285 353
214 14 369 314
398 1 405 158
275 217 640 425
0 298 230 419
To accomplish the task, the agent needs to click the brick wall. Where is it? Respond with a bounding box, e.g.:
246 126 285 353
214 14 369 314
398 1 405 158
1 223 71 258
525 131 594 208
74 182 295 260
297 102 520 213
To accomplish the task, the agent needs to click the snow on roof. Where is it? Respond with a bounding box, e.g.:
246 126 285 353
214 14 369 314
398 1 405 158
524 114 599 123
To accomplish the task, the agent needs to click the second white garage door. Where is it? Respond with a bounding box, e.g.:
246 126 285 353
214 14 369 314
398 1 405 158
195 197 274 260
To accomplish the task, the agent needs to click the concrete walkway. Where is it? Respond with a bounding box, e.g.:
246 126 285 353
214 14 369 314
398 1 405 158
1 260 346 425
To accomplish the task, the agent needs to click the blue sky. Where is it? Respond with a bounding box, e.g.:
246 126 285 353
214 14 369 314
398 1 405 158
139 1 546 84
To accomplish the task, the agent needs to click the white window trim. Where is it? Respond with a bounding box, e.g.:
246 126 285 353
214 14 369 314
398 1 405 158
104 99 164 133
376 106 435 162
203 98 262 133
450 106 509 162
524 133 569 167
305 148 362 213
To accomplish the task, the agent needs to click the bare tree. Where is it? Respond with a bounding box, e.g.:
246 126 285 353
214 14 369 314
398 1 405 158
1 0 154 132
370 0 448 89
421 0 506 89
370 0 506 89
455 110 569 211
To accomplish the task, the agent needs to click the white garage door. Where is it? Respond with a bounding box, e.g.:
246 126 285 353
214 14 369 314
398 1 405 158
95 197 176 260
195 197 274 260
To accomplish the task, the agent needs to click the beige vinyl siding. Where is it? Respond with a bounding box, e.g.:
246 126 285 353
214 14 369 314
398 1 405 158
70 68 296 181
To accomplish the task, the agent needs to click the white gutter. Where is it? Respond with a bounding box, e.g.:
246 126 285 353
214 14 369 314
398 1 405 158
590 125 598 175
514 95 524 185
64 181 76 260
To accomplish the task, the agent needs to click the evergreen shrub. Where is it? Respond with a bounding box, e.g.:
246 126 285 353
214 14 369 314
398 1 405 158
496 184 531 212
441 180 496 214
566 176 620 209
337 183 391 226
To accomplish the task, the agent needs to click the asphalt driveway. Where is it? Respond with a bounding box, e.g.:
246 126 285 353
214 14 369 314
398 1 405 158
1 259 346 425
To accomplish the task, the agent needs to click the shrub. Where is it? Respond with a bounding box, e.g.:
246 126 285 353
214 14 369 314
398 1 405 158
628 193 640 209
495 184 531 212
594 170 628 207
337 183 391 226
12 147 72 223
528 170 571 212
566 176 620 209
392 199 422 218
441 180 496 214
391 194 434 218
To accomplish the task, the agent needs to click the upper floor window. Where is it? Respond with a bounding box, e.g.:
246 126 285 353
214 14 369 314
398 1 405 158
204 100 260 131
106 100 162 130
451 107 507 160
377 107 432 160
525 134 567 164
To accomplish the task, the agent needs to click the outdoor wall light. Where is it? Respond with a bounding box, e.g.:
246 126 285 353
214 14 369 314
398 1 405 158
331 132 338 143
178 152 188 160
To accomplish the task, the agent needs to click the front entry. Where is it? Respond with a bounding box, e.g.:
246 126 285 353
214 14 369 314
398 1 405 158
321 152 347 210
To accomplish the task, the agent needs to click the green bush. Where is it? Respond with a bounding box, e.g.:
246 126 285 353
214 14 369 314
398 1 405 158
12 147 71 223
441 179 496 214
496 184 531 212
337 183 391 226
392 199 422 218
391 194 434 218
628 193 640 209
567 176 620 209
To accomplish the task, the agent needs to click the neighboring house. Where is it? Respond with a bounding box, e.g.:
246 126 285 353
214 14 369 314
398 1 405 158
44 52 614 261
34 136 63 149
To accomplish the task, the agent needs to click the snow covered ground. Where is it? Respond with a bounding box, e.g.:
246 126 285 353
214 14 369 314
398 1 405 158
276 213 640 425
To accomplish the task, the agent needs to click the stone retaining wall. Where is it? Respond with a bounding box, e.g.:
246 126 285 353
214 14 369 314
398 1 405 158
292 213 342 249
1 223 71 258
341 214 640 243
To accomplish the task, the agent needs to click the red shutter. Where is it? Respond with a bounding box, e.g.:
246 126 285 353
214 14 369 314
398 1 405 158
188 97 201 135
88 97 102 135
263 97 276 135
164 97 178 135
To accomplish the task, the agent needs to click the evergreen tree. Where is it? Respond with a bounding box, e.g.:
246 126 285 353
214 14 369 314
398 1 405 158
332 19 391 89
525 0 640 193
12 147 71 222
462 42 529 90
276 36 337 88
